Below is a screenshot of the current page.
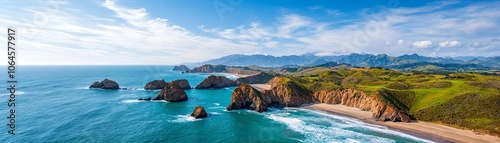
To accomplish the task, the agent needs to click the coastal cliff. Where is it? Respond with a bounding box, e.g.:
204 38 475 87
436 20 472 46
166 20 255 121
313 89 412 122
227 77 412 122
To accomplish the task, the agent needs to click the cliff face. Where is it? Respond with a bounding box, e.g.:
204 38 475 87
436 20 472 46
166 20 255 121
313 89 412 122
235 72 276 84
262 77 313 107
187 64 228 73
153 82 188 102
226 84 267 112
226 77 412 122
195 75 239 89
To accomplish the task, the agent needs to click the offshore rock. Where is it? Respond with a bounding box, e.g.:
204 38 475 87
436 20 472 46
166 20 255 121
153 82 188 102
191 106 208 119
89 79 120 90
195 75 238 89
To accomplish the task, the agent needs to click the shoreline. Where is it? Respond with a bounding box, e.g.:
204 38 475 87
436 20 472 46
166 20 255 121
304 104 500 143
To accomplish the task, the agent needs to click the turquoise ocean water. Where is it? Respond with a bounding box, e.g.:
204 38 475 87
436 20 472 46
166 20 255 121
0 66 432 142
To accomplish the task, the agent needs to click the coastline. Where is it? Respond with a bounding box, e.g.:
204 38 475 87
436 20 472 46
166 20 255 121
304 104 500 143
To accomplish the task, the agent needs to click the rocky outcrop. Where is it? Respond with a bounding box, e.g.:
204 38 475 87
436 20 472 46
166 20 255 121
171 79 191 90
187 64 228 73
195 75 239 89
227 84 268 112
261 77 313 107
312 89 412 122
153 82 188 102
138 97 152 101
172 65 190 71
235 72 276 84
226 77 413 122
144 79 191 90
89 79 120 89
191 106 208 119
144 79 167 90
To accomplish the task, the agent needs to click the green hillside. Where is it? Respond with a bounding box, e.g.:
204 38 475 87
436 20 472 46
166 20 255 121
288 67 500 135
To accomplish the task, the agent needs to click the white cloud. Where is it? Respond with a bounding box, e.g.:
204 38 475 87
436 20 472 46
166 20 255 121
397 39 404 45
439 40 461 48
412 41 433 49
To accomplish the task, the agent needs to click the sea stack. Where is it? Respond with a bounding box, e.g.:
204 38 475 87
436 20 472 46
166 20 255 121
144 79 191 90
144 79 168 90
195 75 239 89
190 106 208 119
89 79 120 90
153 82 188 102
172 65 190 71
226 84 268 112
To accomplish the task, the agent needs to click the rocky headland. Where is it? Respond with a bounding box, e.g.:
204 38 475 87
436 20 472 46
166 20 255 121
89 79 120 90
227 77 413 122
195 75 239 89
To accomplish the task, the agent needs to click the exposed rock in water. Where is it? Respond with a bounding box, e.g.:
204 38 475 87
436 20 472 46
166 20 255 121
172 65 190 71
235 72 277 84
226 84 268 112
261 77 314 107
195 75 239 89
187 64 228 73
153 82 188 102
144 79 167 90
171 79 192 90
191 106 208 119
138 97 152 101
144 79 191 90
89 79 120 90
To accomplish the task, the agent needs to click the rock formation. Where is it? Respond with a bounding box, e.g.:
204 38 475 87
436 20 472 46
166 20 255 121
226 77 413 122
195 75 239 89
235 72 276 84
89 79 120 89
261 77 314 107
312 89 412 122
138 97 152 101
171 79 192 89
187 64 228 73
144 79 191 90
144 79 167 90
226 84 268 112
153 82 188 102
191 106 208 119
172 65 190 71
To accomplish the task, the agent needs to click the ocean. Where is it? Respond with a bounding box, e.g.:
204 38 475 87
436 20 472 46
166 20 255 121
0 66 431 143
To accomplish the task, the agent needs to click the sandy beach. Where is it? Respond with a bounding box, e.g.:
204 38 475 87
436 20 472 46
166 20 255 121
305 104 500 143
249 84 271 91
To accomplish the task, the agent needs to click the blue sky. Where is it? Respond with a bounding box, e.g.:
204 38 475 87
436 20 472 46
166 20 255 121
0 0 499 65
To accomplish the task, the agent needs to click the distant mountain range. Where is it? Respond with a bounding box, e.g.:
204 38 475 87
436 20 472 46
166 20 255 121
191 53 500 70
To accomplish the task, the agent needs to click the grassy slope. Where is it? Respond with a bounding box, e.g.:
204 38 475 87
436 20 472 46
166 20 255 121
288 67 500 135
